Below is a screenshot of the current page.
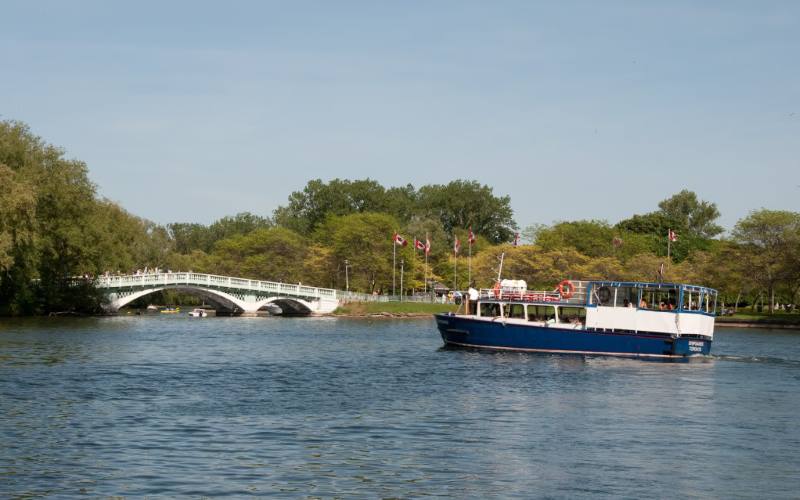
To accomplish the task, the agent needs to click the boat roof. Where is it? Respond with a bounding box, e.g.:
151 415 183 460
588 280 717 293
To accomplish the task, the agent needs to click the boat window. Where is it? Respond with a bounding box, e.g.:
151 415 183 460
682 288 706 311
595 286 613 306
503 303 526 319
558 306 586 324
613 287 638 308
527 305 556 322
480 302 501 318
640 287 678 311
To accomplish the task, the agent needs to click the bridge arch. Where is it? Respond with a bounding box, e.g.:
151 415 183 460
254 297 315 315
107 286 316 315
98 272 340 314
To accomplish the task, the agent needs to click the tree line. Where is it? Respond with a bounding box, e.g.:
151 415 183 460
1 119 798 314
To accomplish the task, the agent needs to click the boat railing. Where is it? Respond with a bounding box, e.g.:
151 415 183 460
478 280 589 305
479 289 562 302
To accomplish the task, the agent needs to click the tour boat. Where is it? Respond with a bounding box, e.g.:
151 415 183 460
434 278 717 359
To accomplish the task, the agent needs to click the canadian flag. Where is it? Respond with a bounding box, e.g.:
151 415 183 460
414 238 426 251
393 232 408 246
668 229 678 242
468 227 476 246
453 237 461 255
425 237 431 255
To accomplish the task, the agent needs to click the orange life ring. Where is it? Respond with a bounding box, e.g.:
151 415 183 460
558 279 575 299
493 281 501 298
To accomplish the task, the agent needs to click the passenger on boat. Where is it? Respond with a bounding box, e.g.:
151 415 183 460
639 299 647 308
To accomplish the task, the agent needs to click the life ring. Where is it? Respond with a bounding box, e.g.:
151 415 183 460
493 281 501 298
558 279 575 299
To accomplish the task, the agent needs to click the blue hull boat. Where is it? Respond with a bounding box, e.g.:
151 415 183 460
435 313 711 358
435 279 716 359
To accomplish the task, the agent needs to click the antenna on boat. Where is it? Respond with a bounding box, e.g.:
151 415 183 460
496 252 505 283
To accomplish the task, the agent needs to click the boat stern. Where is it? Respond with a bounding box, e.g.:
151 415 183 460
672 337 712 356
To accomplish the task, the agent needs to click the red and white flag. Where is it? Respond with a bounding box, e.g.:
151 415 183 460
414 238 426 251
512 232 520 246
393 232 408 246
425 237 431 255
468 227 476 246
668 229 678 242
453 237 461 255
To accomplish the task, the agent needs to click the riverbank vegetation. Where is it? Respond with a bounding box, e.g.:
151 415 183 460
333 302 458 317
2 119 799 315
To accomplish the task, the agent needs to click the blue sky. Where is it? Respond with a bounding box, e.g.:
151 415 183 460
2 1 798 232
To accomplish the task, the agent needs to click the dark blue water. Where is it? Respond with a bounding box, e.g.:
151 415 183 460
1 316 799 498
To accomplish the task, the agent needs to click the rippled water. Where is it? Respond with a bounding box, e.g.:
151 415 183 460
1 316 800 498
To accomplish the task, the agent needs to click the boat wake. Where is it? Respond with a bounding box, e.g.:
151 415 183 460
712 354 800 367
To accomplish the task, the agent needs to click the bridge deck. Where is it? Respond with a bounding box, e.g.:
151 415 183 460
96 272 338 299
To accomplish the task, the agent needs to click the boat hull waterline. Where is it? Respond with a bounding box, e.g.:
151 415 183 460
435 314 711 358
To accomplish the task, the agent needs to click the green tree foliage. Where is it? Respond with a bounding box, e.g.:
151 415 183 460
0 120 174 314
209 212 272 242
732 209 800 313
313 212 423 294
658 189 723 238
416 180 517 244
209 227 323 284
615 190 720 262
534 220 653 261
168 212 271 254
273 179 390 234
273 178 517 244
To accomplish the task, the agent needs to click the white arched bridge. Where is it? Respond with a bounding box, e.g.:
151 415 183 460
96 272 341 315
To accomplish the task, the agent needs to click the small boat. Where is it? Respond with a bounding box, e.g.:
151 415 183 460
435 274 716 359
264 304 282 315
188 308 208 318
160 307 180 314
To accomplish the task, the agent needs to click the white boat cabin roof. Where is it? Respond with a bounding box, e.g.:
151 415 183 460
478 280 718 317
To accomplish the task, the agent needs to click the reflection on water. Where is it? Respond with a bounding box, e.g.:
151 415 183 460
1 317 799 498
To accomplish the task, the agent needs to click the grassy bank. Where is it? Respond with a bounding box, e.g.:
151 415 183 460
717 312 800 326
332 301 458 317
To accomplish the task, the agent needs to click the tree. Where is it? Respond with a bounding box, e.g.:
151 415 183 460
273 179 388 234
314 212 411 294
615 210 711 262
732 209 800 313
657 190 723 238
209 227 310 282
0 119 179 314
0 165 35 272
417 180 517 244
208 212 272 242
168 223 213 254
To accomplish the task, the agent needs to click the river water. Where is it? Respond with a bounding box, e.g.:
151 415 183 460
1 316 799 498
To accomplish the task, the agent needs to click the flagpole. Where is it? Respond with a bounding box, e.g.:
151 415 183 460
454 246 457 292
667 228 671 260
468 243 471 288
424 232 429 295
392 233 397 297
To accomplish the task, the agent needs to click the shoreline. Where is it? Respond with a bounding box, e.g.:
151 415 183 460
715 320 800 329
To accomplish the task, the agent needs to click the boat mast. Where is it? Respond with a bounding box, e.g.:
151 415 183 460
496 252 505 284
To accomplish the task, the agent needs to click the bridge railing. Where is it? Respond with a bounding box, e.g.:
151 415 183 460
96 272 441 303
96 272 338 299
